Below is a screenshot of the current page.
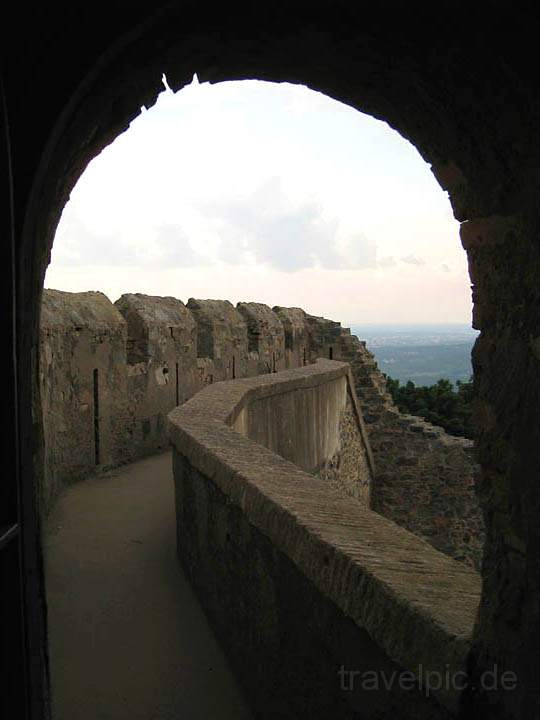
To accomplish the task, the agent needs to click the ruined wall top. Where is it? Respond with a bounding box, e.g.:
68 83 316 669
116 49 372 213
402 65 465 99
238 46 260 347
115 293 196 364
186 298 248 361
40 287 483 569
41 289 126 330
237 302 285 353
273 306 308 349
115 293 195 329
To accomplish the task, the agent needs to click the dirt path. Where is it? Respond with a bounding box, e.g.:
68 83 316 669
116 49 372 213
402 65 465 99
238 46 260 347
44 451 252 720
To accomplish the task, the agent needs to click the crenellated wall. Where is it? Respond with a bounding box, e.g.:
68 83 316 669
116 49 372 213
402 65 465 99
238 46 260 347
186 298 248 381
114 293 201 456
40 288 484 569
273 306 309 369
39 290 131 511
237 301 287 375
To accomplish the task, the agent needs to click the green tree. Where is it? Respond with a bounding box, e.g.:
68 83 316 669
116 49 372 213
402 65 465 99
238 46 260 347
384 375 475 439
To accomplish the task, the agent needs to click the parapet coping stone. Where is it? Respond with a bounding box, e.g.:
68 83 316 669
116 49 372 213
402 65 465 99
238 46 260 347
115 293 195 327
41 289 126 330
168 359 481 715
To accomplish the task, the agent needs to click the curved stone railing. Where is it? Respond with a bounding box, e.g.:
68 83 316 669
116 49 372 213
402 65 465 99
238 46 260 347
168 360 481 719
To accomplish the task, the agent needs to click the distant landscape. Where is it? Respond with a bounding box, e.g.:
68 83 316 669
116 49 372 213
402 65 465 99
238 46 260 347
349 323 479 386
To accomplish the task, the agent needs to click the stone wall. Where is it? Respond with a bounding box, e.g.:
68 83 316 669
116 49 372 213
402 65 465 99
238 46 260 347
39 290 130 512
273 306 309 368
237 301 286 375
186 298 248 381
114 293 199 457
168 362 481 719
305 315 485 570
231 362 373 505
40 288 483 571
316 391 373 505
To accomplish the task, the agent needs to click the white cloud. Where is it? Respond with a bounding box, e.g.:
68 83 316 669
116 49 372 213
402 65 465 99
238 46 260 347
148 225 207 267
46 78 470 323
199 177 377 272
378 256 397 268
51 215 140 267
400 253 426 266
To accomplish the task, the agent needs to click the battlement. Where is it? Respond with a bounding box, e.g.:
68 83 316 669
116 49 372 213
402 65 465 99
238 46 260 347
40 289 484 568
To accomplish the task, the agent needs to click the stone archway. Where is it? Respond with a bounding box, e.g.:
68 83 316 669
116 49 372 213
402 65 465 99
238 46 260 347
10 3 540 718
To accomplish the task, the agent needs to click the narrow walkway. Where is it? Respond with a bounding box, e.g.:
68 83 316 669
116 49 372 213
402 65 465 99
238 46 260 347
44 451 252 720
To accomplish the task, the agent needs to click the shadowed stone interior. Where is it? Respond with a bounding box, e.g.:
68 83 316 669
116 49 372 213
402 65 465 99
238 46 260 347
6 3 540 717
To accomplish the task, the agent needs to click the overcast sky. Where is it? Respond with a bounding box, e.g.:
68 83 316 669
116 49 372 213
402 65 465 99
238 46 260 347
45 76 472 325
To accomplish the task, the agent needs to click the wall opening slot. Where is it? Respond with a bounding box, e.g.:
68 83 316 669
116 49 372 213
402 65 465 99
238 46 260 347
93 368 100 465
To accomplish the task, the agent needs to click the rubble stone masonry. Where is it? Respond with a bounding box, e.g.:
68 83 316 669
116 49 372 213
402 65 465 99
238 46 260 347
40 289 484 568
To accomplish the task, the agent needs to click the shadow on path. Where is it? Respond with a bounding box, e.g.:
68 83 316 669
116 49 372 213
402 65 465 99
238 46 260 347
44 450 252 720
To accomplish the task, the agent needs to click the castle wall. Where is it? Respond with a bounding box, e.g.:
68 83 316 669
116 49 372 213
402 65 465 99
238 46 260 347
39 290 130 513
305 316 485 570
272 306 309 369
315 389 373 505
237 302 286 375
168 362 480 719
114 294 200 459
232 367 371 506
186 298 248 381
40 289 484 569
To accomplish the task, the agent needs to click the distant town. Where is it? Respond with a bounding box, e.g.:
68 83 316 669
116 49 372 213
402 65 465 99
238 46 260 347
351 323 478 386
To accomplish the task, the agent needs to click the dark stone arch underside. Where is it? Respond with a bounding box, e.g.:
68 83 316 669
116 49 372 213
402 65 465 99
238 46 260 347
7 3 540 718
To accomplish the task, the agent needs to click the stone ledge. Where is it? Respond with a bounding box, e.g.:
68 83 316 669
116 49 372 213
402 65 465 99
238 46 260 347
168 361 481 714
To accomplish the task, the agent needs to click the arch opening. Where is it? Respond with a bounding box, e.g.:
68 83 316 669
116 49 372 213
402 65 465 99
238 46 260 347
12 8 540 719
41 74 483 718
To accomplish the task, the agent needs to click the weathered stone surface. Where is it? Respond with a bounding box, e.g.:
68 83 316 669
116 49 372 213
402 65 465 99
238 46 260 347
40 290 129 512
307 316 485 570
316 391 372 504
40 290 482 571
186 298 248 381
115 293 199 456
305 313 344 361
231 360 373 505
168 361 481 717
236 301 286 375
175 455 457 719
273 306 309 368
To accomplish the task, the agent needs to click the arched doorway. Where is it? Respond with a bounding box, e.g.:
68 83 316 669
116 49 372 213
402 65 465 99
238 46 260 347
6 4 540 718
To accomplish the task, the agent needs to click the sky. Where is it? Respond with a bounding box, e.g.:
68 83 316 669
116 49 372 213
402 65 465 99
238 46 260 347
45 75 472 325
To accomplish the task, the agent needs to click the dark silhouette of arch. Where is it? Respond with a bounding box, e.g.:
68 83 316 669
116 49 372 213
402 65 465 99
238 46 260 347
4 3 540 718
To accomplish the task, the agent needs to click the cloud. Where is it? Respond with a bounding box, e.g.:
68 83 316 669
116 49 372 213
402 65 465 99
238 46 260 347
51 215 140 267
198 176 377 272
148 224 207 267
378 256 397 268
401 253 426 266
51 214 207 270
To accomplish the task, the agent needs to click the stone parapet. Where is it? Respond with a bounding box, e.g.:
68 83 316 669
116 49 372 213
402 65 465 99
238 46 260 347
168 361 481 718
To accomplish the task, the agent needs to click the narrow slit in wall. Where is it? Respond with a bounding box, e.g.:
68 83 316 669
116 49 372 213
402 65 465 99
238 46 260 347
93 368 100 465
